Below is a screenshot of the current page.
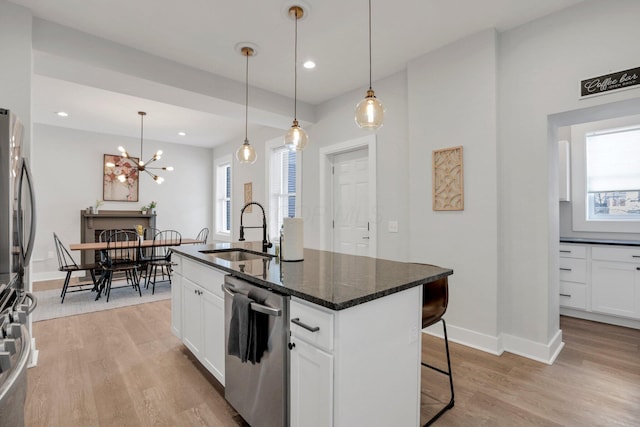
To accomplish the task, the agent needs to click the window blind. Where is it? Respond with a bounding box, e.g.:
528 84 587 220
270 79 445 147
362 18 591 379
586 127 640 193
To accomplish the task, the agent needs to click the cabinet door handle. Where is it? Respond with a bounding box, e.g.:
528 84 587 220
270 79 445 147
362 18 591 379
560 293 571 297
637 267 640 271
291 318 320 333
559 268 572 271
559 250 571 253
633 255 640 258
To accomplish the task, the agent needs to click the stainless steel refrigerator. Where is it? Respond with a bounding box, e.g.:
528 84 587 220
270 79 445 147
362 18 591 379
0 108 37 426
0 108 36 290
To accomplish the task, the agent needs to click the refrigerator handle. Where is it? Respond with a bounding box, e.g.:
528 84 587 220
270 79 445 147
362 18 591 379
17 158 36 267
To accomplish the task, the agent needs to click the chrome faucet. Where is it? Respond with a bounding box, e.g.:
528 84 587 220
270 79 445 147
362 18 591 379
239 201 273 253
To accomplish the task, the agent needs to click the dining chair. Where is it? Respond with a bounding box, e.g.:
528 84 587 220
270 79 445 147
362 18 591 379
421 277 455 426
53 233 99 303
145 229 181 294
98 230 142 302
195 227 209 244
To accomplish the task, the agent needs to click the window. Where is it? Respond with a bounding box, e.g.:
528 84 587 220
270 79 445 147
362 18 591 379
266 139 300 241
586 127 640 219
215 156 231 237
570 114 640 233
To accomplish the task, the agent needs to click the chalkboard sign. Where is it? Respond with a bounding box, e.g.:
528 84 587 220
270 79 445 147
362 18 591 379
581 66 640 97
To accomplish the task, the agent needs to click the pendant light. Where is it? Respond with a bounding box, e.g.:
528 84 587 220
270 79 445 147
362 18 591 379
355 0 384 130
236 46 257 164
284 5 309 151
112 111 174 184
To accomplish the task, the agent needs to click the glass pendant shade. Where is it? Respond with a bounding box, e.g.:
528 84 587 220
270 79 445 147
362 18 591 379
284 120 308 151
236 140 257 164
355 89 384 130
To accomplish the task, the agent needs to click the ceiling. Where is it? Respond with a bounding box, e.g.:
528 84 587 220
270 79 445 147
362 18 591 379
13 0 585 147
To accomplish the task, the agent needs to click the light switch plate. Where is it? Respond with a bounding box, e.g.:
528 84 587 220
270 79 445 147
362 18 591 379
388 221 398 233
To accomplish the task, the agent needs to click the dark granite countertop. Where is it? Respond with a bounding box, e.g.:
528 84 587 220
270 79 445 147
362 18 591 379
560 237 640 246
172 242 453 311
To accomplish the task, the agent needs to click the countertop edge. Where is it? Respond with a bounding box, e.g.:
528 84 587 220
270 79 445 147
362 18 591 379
560 237 640 246
172 247 453 311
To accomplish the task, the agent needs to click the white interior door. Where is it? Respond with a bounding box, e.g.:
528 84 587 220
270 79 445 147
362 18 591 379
332 148 370 256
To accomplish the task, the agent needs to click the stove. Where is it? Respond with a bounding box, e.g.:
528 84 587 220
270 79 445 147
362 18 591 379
0 280 36 426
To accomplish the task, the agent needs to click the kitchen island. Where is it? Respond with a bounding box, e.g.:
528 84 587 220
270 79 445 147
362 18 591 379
171 242 453 427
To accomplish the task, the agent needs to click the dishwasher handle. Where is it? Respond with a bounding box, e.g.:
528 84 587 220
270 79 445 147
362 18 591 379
221 283 282 317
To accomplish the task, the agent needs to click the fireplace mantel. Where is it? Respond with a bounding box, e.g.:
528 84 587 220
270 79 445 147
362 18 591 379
80 210 156 266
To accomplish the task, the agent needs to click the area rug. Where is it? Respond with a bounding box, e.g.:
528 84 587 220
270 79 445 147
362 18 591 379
32 280 171 322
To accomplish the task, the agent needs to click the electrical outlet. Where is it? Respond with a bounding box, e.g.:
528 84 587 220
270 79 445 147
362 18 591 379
388 220 399 233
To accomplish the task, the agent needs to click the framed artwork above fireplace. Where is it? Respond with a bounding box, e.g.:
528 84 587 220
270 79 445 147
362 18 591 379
103 154 139 202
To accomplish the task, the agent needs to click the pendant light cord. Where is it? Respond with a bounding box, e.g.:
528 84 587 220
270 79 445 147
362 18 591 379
368 0 372 91
245 51 249 142
294 11 298 121
140 112 144 160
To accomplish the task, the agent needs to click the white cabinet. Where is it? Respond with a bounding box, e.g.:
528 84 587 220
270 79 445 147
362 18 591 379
558 140 571 201
591 247 640 319
290 299 335 427
172 254 227 385
289 287 422 427
559 244 587 310
170 258 182 338
182 278 204 354
290 337 333 427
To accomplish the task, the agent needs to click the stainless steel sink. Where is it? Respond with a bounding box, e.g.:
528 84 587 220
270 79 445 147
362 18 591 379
199 249 274 262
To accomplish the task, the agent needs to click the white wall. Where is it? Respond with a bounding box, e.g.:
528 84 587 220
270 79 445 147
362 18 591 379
408 30 500 351
31 124 213 280
306 71 410 261
213 126 285 242
0 1 32 155
8 0 640 364
498 0 640 358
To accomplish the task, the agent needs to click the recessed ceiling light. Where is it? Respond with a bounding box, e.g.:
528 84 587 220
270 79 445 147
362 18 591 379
178 131 186 136
56 111 69 117
303 60 316 69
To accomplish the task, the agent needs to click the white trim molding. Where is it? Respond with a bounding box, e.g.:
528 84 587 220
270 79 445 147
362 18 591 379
319 134 377 257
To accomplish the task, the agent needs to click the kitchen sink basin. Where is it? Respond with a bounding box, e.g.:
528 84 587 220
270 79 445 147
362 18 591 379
199 249 274 262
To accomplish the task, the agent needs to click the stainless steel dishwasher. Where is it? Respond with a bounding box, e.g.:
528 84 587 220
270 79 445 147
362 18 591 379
222 275 289 427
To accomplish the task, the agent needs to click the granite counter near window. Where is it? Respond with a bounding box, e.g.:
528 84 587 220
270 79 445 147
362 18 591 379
560 237 640 246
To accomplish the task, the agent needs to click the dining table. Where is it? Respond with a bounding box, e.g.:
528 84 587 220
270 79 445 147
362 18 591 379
69 238 201 251
69 237 202 300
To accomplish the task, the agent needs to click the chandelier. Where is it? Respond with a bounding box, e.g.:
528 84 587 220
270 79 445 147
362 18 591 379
112 111 174 184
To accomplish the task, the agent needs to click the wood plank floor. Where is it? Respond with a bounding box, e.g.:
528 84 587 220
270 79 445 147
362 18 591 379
25 302 640 426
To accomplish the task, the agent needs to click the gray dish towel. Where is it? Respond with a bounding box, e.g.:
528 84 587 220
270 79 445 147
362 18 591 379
228 293 252 362
228 289 270 364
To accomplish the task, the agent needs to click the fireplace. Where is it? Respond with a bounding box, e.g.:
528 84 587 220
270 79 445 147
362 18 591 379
80 210 156 267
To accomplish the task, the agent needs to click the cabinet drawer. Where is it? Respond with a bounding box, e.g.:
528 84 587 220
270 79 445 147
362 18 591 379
290 298 334 352
559 281 587 310
559 258 587 283
182 257 225 298
559 244 586 259
592 246 640 263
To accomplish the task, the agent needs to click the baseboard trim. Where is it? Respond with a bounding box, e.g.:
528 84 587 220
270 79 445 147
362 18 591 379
423 322 503 356
424 322 565 365
561 308 640 330
32 270 74 282
501 329 564 365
